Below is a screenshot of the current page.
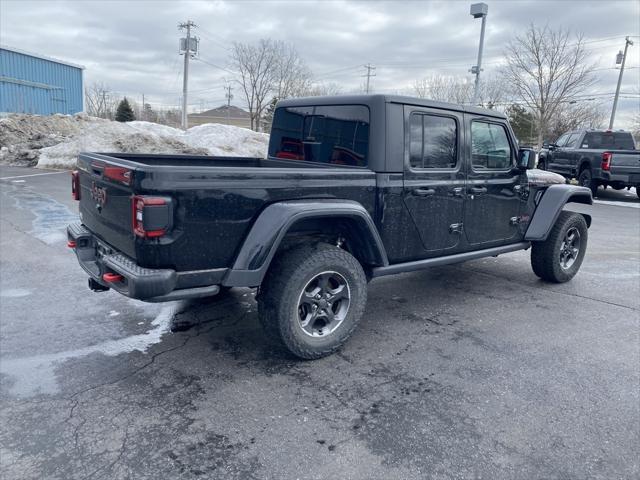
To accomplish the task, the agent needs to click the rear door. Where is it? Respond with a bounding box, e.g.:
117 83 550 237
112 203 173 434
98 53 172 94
463 115 525 246
402 106 465 255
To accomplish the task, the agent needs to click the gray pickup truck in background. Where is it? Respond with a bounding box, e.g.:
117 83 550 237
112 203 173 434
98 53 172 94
538 130 640 198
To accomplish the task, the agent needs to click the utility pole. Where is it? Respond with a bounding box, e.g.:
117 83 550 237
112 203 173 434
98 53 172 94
224 85 233 124
470 3 488 105
363 64 376 94
179 20 197 130
609 36 634 130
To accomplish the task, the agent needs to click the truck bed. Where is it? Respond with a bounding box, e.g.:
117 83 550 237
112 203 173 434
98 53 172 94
75 152 377 274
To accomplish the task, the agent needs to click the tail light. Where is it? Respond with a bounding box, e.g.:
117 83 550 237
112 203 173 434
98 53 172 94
132 195 172 238
71 170 80 200
104 166 132 185
601 152 612 171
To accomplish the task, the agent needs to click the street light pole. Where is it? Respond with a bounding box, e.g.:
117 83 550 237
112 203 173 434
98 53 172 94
470 3 488 105
609 36 633 130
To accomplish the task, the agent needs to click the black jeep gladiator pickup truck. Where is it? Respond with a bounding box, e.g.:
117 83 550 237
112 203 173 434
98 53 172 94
538 129 639 198
68 95 593 359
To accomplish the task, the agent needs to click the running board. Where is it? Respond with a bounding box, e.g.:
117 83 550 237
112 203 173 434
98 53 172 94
371 242 531 278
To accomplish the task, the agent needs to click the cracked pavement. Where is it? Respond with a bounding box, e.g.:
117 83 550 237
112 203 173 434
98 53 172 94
0 165 638 479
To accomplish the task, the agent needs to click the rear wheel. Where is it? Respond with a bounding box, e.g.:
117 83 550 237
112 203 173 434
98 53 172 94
531 211 588 283
578 168 598 197
537 158 546 170
258 243 367 359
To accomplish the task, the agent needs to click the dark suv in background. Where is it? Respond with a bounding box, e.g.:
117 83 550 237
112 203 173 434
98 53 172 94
538 129 639 198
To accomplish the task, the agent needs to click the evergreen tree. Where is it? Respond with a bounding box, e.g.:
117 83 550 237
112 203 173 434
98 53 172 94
506 104 535 146
115 97 135 122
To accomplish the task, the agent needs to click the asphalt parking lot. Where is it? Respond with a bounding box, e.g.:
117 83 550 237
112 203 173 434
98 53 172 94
1 165 638 480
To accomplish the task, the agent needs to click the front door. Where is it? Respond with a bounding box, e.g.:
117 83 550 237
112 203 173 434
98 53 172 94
547 133 568 172
464 116 524 246
553 132 580 175
402 107 465 255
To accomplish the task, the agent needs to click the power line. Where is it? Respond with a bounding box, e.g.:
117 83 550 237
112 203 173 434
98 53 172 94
194 57 237 75
197 25 232 51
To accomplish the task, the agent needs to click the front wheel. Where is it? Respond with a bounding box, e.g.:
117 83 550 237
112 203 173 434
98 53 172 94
531 211 588 283
537 159 546 170
258 243 367 359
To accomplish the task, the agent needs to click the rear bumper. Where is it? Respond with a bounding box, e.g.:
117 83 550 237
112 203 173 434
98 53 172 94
600 171 640 186
67 222 220 302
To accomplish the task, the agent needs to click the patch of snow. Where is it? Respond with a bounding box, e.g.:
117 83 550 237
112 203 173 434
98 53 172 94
594 199 640 209
0 288 32 298
0 303 177 397
0 113 269 168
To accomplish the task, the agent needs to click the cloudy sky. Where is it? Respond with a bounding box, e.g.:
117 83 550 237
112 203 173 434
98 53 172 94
1 0 639 126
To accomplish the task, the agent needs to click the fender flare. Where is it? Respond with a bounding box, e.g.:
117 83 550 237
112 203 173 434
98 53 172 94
525 184 592 242
578 158 592 171
223 199 388 287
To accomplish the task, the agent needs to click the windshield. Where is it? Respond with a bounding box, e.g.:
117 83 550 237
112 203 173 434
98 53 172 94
269 105 370 167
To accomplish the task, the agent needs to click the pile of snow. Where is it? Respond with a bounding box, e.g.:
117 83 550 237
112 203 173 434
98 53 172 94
0 113 269 168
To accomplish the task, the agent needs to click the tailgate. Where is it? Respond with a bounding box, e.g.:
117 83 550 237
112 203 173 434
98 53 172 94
77 155 137 258
610 152 640 177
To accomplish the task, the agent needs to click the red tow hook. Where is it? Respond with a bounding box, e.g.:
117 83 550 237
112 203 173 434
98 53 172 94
102 273 124 283
67 240 77 248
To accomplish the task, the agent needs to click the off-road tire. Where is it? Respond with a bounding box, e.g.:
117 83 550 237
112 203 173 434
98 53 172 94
258 243 367 359
636 188 640 200
531 211 588 283
578 168 598 197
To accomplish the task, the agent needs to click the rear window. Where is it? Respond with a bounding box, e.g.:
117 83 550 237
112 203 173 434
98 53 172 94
581 132 636 150
269 105 370 167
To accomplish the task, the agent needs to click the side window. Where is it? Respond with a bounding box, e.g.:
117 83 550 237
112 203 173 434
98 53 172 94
409 114 457 169
471 121 513 170
555 134 569 147
269 105 370 166
565 133 579 148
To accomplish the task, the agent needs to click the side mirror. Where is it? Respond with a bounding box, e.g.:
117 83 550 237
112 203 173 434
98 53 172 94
548 143 557 151
518 148 537 170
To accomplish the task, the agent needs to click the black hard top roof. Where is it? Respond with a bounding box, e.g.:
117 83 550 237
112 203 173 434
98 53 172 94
277 94 507 119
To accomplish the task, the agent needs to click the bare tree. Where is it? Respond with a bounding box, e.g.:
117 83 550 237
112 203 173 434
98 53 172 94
304 82 343 97
413 74 473 104
632 113 640 146
231 39 280 131
85 82 119 119
502 24 596 147
273 42 313 99
546 101 606 141
231 39 316 131
475 76 507 110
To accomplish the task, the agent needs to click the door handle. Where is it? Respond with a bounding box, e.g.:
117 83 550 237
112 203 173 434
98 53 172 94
470 186 487 194
450 187 464 197
413 188 436 197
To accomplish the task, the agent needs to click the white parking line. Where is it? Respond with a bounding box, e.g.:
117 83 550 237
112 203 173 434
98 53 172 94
0 171 68 180
594 199 640 209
